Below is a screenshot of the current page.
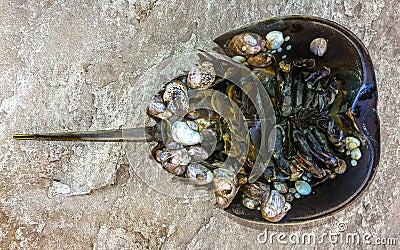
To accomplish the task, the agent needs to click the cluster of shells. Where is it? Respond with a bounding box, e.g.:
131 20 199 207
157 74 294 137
147 30 363 223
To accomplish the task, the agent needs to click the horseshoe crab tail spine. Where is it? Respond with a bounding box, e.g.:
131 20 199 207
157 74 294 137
13 126 158 142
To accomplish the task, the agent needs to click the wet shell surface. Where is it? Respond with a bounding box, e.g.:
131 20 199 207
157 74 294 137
163 81 189 115
261 190 289 222
273 182 288 194
171 121 203 146
265 31 284 50
242 197 260 210
213 168 239 208
185 163 213 185
243 182 270 201
228 33 265 56
159 148 191 175
294 180 312 196
310 37 328 57
187 61 216 90
147 95 173 120
247 53 273 68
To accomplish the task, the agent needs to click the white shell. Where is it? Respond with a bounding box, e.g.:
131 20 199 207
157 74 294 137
351 148 362 160
265 31 284 50
187 66 202 88
345 136 361 150
171 121 203 146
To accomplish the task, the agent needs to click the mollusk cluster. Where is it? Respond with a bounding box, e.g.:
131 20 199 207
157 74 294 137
228 30 292 65
223 30 361 222
148 62 218 185
345 136 362 166
147 29 362 223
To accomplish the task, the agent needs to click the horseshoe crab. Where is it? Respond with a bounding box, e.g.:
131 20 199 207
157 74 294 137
13 16 379 225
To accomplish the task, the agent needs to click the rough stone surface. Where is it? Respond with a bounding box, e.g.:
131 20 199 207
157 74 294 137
1 0 399 249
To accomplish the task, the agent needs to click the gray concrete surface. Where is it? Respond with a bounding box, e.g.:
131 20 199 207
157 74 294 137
1 0 399 249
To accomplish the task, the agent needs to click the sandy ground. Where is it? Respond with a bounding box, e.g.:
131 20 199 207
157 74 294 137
1 0 399 249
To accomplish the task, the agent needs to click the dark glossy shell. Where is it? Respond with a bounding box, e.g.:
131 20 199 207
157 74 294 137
213 16 379 225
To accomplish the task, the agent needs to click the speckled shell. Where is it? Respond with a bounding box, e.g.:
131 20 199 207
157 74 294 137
187 61 216 90
159 148 191 175
242 197 260 210
163 81 189 115
187 146 209 161
310 37 328 57
228 33 265 56
243 182 270 201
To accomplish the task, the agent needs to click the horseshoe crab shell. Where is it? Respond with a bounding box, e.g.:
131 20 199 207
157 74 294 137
213 16 379 224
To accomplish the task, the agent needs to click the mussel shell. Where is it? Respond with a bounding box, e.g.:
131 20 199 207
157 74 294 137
214 16 379 224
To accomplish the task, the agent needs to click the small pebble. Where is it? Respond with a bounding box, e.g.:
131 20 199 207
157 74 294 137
346 150 351 155
286 45 292 51
294 193 301 199
306 173 312 178
284 36 290 42
257 206 261 211
289 188 296 193
282 54 287 59
277 47 283 53
271 49 277 54
302 175 308 181
351 159 358 166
